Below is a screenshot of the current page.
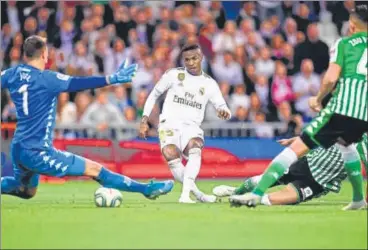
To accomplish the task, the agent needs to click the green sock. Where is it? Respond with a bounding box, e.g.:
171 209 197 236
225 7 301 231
252 162 287 196
344 160 364 202
234 179 255 195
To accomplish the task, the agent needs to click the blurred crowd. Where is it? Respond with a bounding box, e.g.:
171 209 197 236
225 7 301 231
1 1 355 138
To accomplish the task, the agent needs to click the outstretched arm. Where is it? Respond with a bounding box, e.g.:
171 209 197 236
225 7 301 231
209 82 231 120
44 60 138 94
139 70 172 139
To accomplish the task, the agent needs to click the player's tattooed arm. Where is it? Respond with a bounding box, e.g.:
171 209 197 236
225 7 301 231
139 116 150 139
216 106 231 120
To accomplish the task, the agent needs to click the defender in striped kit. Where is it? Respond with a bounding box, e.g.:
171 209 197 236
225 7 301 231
229 3 367 210
216 136 368 206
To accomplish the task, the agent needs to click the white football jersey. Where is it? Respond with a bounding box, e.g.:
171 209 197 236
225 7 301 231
154 67 229 126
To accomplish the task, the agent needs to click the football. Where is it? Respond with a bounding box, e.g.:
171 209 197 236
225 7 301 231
94 187 123 208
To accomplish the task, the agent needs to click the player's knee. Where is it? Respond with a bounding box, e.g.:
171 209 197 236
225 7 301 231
84 160 103 178
188 138 204 149
184 138 203 156
336 144 360 163
162 145 180 162
19 188 37 199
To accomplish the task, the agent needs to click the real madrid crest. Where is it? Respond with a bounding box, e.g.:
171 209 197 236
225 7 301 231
178 73 185 81
178 73 185 87
199 87 205 96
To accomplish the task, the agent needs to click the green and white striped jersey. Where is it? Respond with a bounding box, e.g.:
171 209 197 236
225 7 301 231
306 146 346 193
307 134 367 193
327 32 368 121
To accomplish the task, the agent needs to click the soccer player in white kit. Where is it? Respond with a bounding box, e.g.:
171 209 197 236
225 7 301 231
139 44 231 203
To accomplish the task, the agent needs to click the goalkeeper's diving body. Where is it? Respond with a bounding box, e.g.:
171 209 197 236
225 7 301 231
1 35 174 200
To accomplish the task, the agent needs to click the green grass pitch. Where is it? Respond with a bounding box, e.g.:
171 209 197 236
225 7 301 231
1 180 367 249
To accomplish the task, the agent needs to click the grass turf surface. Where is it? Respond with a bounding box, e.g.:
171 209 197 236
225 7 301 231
1 180 367 249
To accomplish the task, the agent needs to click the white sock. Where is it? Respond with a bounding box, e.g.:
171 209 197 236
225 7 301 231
261 194 272 206
168 158 184 182
250 175 262 185
181 148 202 198
168 157 204 198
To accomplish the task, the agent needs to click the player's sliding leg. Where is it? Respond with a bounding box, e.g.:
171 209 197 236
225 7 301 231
230 184 300 206
335 144 366 210
77 158 173 200
5 146 173 200
237 137 308 207
181 138 216 203
1 176 38 199
213 175 263 197
1 149 40 199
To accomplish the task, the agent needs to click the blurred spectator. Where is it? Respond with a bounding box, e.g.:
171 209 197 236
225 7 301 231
242 63 257 95
248 93 269 122
329 0 354 36
75 92 92 122
132 56 155 92
1 24 13 51
253 111 274 138
124 106 137 122
135 89 149 119
209 1 226 29
294 23 329 74
80 89 125 134
292 3 311 33
317 11 339 47
22 16 38 38
9 47 22 68
255 75 270 108
244 30 264 61
271 62 294 106
54 20 77 58
255 47 275 78
111 38 133 70
5 1 21 36
56 92 77 125
292 59 320 119
259 19 274 45
36 7 51 36
230 106 248 122
270 33 285 60
198 21 217 61
67 41 95 76
132 8 155 49
229 85 250 114
94 37 114 75
212 20 243 53
234 45 246 68
156 6 179 31
278 101 304 137
280 43 295 75
281 17 298 46
2 99 17 122
212 51 244 87
109 85 133 113
257 1 283 22
236 1 260 29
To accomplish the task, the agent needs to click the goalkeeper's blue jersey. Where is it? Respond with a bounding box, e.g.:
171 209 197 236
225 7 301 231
1 64 72 149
